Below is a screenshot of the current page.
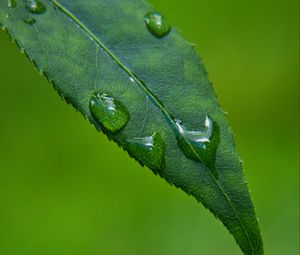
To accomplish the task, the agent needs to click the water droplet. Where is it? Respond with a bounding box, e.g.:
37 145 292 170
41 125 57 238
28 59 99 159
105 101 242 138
144 12 171 38
89 92 129 133
127 132 165 173
8 0 16 8
25 0 46 14
24 17 36 25
175 115 220 177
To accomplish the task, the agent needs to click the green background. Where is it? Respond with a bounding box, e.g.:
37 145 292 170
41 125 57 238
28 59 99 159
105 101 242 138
0 0 298 254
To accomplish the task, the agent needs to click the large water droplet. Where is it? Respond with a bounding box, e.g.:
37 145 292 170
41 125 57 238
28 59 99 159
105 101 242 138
144 12 171 38
25 0 46 14
24 17 36 25
127 132 165 173
89 92 129 133
175 115 220 177
8 0 16 8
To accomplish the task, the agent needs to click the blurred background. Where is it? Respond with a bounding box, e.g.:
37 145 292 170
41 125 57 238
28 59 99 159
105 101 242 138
0 0 298 254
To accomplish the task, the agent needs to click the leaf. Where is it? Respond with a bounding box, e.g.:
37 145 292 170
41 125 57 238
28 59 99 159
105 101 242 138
0 0 263 254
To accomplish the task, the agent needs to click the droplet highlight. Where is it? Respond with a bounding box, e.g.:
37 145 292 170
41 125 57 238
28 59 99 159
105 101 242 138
127 132 166 173
89 92 129 133
175 115 220 177
144 12 171 38
24 17 36 25
8 0 16 8
25 0 46 14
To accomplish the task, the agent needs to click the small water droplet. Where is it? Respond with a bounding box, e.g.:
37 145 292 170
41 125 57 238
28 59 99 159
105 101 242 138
89 92 129 133
24 17 36 25
25 0 46 14
127 132 165 173
175 115 220 177
144 12 171 38
8 0 16 8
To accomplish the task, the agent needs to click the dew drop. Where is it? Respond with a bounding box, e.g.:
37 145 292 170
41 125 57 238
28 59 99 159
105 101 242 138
126 132 165 173
25 0 46 14
144 12 171 38
8 0 16 8
89 92 129 133
24 17 36 25
175 115 220 177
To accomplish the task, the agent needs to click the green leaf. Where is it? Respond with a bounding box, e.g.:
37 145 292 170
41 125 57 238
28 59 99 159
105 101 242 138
0 0 263 254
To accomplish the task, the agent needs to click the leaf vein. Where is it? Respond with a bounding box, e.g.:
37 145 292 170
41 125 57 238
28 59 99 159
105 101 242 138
48 1 254 252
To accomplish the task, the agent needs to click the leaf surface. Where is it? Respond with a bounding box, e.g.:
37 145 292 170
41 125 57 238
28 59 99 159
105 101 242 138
0 0 263 254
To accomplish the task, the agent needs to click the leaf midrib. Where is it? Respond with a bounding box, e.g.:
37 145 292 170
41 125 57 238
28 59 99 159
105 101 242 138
49 0 254 252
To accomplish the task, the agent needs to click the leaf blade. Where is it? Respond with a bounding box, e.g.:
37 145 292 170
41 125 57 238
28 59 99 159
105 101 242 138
0 0 263 254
